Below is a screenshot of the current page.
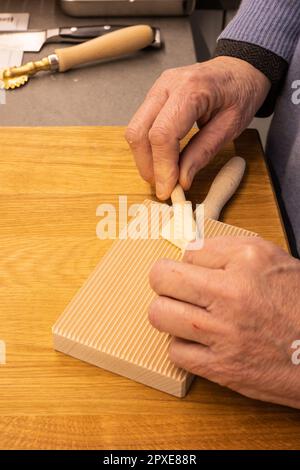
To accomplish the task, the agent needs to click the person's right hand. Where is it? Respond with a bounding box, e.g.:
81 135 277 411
125 56 271 200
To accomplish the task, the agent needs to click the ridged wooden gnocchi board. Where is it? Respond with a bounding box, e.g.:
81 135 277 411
53 200 257 397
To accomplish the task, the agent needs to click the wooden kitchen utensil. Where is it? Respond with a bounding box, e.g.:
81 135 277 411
52 157 257 398
0 24 156 90
162 157 249 251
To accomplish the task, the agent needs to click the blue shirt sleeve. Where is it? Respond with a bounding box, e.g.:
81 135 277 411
218 0 300 62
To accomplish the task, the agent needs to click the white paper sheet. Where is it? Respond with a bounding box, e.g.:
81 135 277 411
0 13 29 31
0 13 29 68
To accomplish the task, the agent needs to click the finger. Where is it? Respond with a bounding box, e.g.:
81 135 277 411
149 258 226 309
149 90 206 200
170 337 235 388
126 85 169 183
149 296 223 346
179 108 239 189
183 236 259 269
169 337 212 376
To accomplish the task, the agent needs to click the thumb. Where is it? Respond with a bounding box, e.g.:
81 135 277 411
179 109 239 189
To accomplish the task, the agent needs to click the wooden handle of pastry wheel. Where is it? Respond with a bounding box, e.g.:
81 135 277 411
202 157 246 220
55 25 155 72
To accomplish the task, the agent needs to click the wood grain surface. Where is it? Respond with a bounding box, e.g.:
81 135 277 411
0 126 298 450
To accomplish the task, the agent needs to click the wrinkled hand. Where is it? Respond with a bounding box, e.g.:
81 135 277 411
149 237 300 408
126 57 270 200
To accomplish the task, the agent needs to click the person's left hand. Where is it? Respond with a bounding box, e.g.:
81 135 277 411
149 237 300 408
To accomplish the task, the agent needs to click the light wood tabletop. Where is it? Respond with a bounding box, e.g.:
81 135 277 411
0 126 299 450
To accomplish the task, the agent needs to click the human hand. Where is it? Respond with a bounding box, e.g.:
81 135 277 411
126 57 270 200
149 237 300 408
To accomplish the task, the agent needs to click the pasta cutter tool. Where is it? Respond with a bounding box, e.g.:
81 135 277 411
0 24 157 90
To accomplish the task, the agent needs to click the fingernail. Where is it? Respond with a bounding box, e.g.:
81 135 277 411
156 182 167 200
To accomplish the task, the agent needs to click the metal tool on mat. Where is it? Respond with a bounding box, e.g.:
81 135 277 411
0 24 158 90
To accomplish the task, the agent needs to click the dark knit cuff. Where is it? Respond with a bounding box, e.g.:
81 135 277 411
214 38 288 117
